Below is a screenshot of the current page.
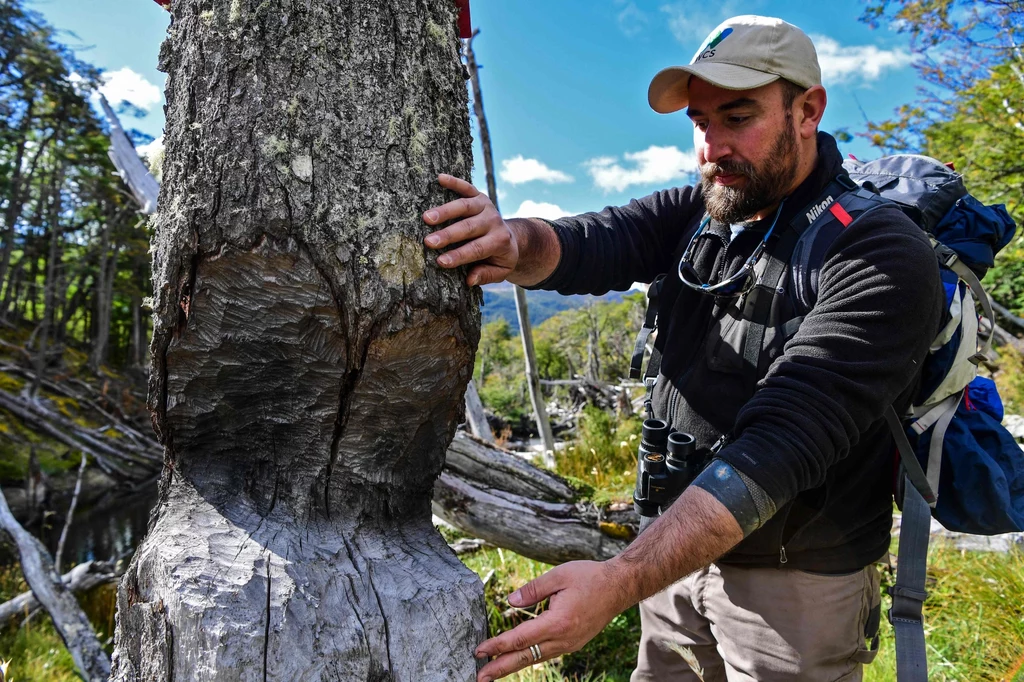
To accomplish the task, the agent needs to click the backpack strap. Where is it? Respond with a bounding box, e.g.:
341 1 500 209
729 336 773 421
890 477 932 682
741 181 887 388
630 274 666 380
631 274 668 419
933 242 995 362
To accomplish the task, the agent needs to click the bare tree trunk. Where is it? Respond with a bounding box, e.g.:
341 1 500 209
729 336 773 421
111 2 485 681
31 165 64 397
0 95 35 296
464 33 555 464
99 94 160 214
464 378 494 442
129 285 146 370
88 217 114 372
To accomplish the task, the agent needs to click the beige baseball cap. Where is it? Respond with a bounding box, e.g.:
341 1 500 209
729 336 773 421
648 15 821 114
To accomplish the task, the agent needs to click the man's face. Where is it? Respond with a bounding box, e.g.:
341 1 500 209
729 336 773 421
687 78 800 224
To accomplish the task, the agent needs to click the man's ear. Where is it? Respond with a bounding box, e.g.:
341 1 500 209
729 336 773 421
798 85 827 139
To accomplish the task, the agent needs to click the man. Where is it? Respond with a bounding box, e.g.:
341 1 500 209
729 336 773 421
423 15 943 682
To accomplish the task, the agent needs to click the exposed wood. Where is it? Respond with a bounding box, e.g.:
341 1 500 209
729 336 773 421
464 31 555 465
98 94 160 215
0 560 118 628
0 485 111 681
464 378 494 442
0 388 161 469
449 538 491 556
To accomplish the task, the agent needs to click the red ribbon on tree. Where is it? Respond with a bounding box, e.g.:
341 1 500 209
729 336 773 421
455 0 472 39
153 0 171 9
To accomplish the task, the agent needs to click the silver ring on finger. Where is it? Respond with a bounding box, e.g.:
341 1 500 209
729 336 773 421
529 643 542 662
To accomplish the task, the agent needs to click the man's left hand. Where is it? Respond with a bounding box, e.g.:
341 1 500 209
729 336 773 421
475 560 630 682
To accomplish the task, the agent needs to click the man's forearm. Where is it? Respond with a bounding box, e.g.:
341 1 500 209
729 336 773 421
506 217 561 287
605 486 744 610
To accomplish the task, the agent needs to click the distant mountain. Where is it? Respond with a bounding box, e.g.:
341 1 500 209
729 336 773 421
480 283 632 332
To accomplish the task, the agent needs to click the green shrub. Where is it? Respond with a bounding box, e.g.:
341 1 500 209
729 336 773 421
556 406 640 499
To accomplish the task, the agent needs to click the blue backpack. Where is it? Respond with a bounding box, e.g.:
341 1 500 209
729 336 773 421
795 154 1019 681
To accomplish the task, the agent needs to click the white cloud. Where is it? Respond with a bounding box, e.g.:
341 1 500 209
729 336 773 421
136 135 164 160
586 145 698 193
616 1 648 38
812 35 912 83
507 200 572 220
660 1 746 48
99 67 162 112
499 156 574 185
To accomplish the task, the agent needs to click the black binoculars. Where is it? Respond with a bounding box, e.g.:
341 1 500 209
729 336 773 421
633 419 710 518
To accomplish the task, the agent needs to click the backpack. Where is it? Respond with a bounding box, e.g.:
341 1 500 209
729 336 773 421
796 155 1019 681
631 153 1020 682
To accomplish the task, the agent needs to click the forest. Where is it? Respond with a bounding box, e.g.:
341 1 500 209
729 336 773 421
0 0 1022 681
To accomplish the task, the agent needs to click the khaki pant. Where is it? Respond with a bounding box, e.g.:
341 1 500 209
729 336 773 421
631 563 881 682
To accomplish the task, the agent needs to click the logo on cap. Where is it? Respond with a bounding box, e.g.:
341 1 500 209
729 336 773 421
696 27 733 61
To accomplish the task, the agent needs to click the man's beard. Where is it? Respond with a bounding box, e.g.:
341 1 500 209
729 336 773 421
699 120 799 224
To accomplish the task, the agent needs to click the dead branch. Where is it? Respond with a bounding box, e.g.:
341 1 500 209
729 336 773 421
0 559 118 629
55 452 87 573
0 485 111 680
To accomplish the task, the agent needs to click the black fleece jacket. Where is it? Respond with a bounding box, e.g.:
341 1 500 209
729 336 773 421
532 133 944 571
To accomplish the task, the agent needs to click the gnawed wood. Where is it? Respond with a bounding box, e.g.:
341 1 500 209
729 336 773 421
0 486 111 681
111 2 485 680
0 560 118 628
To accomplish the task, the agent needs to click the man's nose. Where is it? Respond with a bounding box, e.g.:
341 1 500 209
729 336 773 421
701 126 732 165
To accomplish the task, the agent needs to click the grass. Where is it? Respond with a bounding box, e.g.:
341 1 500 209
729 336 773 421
456 537 1024 682
555 406 640 504
0 535 1020 680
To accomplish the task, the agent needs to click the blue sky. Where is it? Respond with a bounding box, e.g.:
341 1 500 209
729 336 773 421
35 0 923 220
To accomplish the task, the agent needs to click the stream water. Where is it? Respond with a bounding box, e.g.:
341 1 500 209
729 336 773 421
0 485 159 569
43 486 157 567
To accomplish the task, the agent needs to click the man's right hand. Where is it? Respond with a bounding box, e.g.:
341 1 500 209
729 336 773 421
423 174 519 287
423 174 560 287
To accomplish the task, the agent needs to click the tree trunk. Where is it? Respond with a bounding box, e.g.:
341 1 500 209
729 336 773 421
31 164 64 397
0 94 34 296
88 217 114 372
110 2 485 681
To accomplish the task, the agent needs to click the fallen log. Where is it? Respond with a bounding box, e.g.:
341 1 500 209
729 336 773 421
0 485 111 681
434 431 639 565
0 560 118 628
0 388 158 480
445 430 575 502
433 472 630 564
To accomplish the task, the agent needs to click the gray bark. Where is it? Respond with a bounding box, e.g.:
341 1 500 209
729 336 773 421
0 486 111 681
464 34 555 464
111 2 485 681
